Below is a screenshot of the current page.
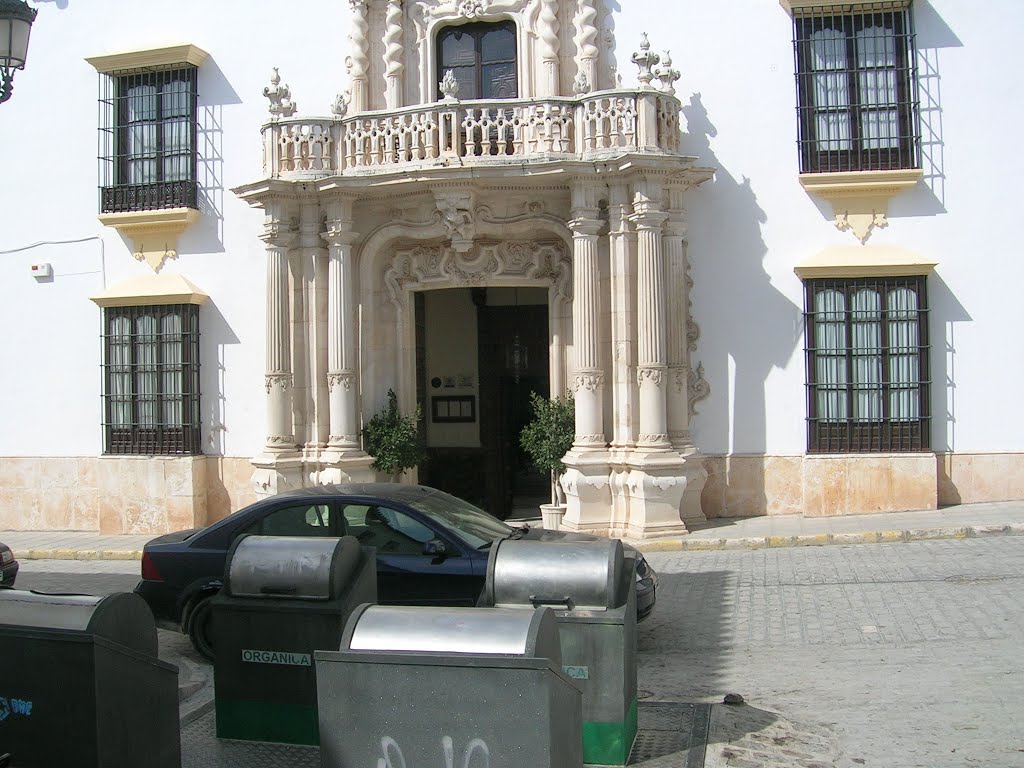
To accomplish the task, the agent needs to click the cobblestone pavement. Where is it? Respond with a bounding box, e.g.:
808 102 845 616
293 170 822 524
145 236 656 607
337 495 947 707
641 537 1024 767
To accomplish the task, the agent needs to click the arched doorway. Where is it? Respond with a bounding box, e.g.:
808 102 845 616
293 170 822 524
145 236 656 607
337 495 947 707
415 286 549 519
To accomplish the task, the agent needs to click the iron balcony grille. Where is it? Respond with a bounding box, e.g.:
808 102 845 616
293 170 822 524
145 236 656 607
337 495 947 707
792 3 920 173
101 304 201 456
803 275 930 454
97 65 199 213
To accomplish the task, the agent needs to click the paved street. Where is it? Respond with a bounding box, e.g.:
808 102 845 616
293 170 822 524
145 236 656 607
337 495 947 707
641 537 1024 767
13 538 1024 766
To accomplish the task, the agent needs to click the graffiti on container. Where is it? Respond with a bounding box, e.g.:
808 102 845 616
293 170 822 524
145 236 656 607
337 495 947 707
377 734 491 768
0 697 33 722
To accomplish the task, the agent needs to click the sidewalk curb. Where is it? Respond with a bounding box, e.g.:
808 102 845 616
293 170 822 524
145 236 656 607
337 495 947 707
13 523 1024 560
636 524 1024 553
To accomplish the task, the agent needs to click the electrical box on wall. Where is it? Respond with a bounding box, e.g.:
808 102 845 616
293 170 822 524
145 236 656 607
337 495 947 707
30 263 53 279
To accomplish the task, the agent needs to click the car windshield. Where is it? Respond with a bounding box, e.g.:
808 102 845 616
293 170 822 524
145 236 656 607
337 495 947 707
407 491 514 549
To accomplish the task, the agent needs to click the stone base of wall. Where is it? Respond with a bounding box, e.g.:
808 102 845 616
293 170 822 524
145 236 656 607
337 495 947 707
702 452 1024 519
3 451 1024 532
0 456 257 533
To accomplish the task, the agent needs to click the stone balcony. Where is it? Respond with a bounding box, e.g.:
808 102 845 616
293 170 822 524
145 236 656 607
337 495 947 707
260 89 684 181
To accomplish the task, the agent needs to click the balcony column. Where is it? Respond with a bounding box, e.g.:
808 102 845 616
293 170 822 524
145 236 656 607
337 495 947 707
573 0 599 90
561 180 611 533
384 0 404 109
347 0 370 112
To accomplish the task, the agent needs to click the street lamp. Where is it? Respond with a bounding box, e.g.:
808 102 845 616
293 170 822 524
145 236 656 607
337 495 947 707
0 0 37 105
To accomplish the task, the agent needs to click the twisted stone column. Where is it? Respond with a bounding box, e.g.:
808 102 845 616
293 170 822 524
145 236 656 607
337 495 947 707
573 0 599 91
384 0 404 109
347 0 370 111
261 223 296 451
323 214 361 452
632 199 670 450
539 0 561 96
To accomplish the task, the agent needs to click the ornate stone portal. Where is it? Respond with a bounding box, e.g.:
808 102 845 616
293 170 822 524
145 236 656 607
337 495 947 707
234 1 715 538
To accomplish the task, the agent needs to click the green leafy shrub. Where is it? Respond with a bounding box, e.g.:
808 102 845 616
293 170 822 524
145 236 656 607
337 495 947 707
363 388 426 481
519 390 575 505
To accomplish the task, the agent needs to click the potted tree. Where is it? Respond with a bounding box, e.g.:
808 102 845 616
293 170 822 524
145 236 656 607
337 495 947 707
519 390 575 530
362 388 427 482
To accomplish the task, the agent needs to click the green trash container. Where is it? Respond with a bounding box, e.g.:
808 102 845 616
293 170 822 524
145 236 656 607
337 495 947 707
211 534 375 746
0 590 180 768
482 538 638 765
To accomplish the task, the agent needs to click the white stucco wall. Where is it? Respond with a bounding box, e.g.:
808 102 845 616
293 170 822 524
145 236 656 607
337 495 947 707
0 0 1021 465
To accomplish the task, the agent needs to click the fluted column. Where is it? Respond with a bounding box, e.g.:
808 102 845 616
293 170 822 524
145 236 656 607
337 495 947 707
664 189 691 450
568 210 605 450
261 222 296 451
608 183 636 449
347 0 370 112
384 0 404 109
323 207 361 452
632 194 670 450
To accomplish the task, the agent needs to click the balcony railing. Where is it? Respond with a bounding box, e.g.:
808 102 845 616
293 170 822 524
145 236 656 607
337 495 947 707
261 89 682 180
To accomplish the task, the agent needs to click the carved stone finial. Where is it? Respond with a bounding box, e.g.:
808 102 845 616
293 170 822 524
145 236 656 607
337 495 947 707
573 70 591 95
631 33 660 89
439 69 460 101
331 90 351 117
458 0 488 17
655 50 681 96
263 67 297 117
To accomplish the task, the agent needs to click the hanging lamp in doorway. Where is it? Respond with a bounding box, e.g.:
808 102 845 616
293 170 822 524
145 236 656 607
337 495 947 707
506 287 527 384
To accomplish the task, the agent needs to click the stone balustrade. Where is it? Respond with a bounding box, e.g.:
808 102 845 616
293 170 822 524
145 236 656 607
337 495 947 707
261 89 683 179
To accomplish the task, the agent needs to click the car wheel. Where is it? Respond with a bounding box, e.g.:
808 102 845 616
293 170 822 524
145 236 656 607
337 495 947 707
186 595 214 661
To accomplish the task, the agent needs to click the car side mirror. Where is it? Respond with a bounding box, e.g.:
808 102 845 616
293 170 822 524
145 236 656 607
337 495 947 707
423 539 448 560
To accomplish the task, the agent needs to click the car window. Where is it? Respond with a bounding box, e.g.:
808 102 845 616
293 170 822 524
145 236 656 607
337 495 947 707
243 503 335 537
345 503 453 556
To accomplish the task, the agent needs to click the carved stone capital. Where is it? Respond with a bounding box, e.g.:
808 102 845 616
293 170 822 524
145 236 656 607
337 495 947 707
328 371 356 392
568 216 603 238
322 222 359 249
573 370 605 392
265 373 293 394
637 366 666 387
260 221 295 249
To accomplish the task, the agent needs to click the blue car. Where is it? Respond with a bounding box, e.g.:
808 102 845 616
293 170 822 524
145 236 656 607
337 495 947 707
134 483 657 659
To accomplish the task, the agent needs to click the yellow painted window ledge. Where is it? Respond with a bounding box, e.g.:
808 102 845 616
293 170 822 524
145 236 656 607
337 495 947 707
98 208 200 272
799 169 923 243
90 273 209 308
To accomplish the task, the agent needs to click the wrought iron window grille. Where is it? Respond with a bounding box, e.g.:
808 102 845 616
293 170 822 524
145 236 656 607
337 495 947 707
101 304 201 456
803 275 930 453
792 3 921 173
97 64 199 213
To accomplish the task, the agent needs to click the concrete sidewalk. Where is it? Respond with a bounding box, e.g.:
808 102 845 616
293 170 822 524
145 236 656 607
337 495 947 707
2 499 1023 558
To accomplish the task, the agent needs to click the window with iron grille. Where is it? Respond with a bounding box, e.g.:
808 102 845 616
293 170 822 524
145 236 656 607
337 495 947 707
792 3 920 173
102 304 201 456
803 276 930 453
97 65 199 213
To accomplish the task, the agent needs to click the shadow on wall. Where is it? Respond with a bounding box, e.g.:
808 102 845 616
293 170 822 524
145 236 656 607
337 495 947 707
199 297 240 458
680 94 802 519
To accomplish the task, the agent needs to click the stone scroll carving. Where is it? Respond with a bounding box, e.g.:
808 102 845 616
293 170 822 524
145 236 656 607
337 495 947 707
384 240 571 308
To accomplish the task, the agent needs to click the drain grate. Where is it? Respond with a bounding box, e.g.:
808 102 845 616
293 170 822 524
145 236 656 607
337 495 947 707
629 702 710 767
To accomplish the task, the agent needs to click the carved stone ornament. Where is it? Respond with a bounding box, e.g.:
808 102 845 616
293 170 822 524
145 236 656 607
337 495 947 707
575 434 606 445
439 69 460 101
434 192 476 252
331 90 351 117
384 240 571 307
631 33 660 89
458 0 488 17
835 210 889 243
265 373 293 394
654 50 680 96
573 371 605 392
573 70 591 95
263 67 297 117
638 433 670 445
688 361 710 417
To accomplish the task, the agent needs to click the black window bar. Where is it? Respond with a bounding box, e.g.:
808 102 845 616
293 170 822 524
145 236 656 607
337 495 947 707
102 304 201 456
803 275 931 453
792 3 920 173
97 65 199 213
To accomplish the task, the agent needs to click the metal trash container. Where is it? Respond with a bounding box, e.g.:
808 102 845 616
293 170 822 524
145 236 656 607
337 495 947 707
482 538 638 765
0 590 179 768
315 604 583 768
211 534 375 746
